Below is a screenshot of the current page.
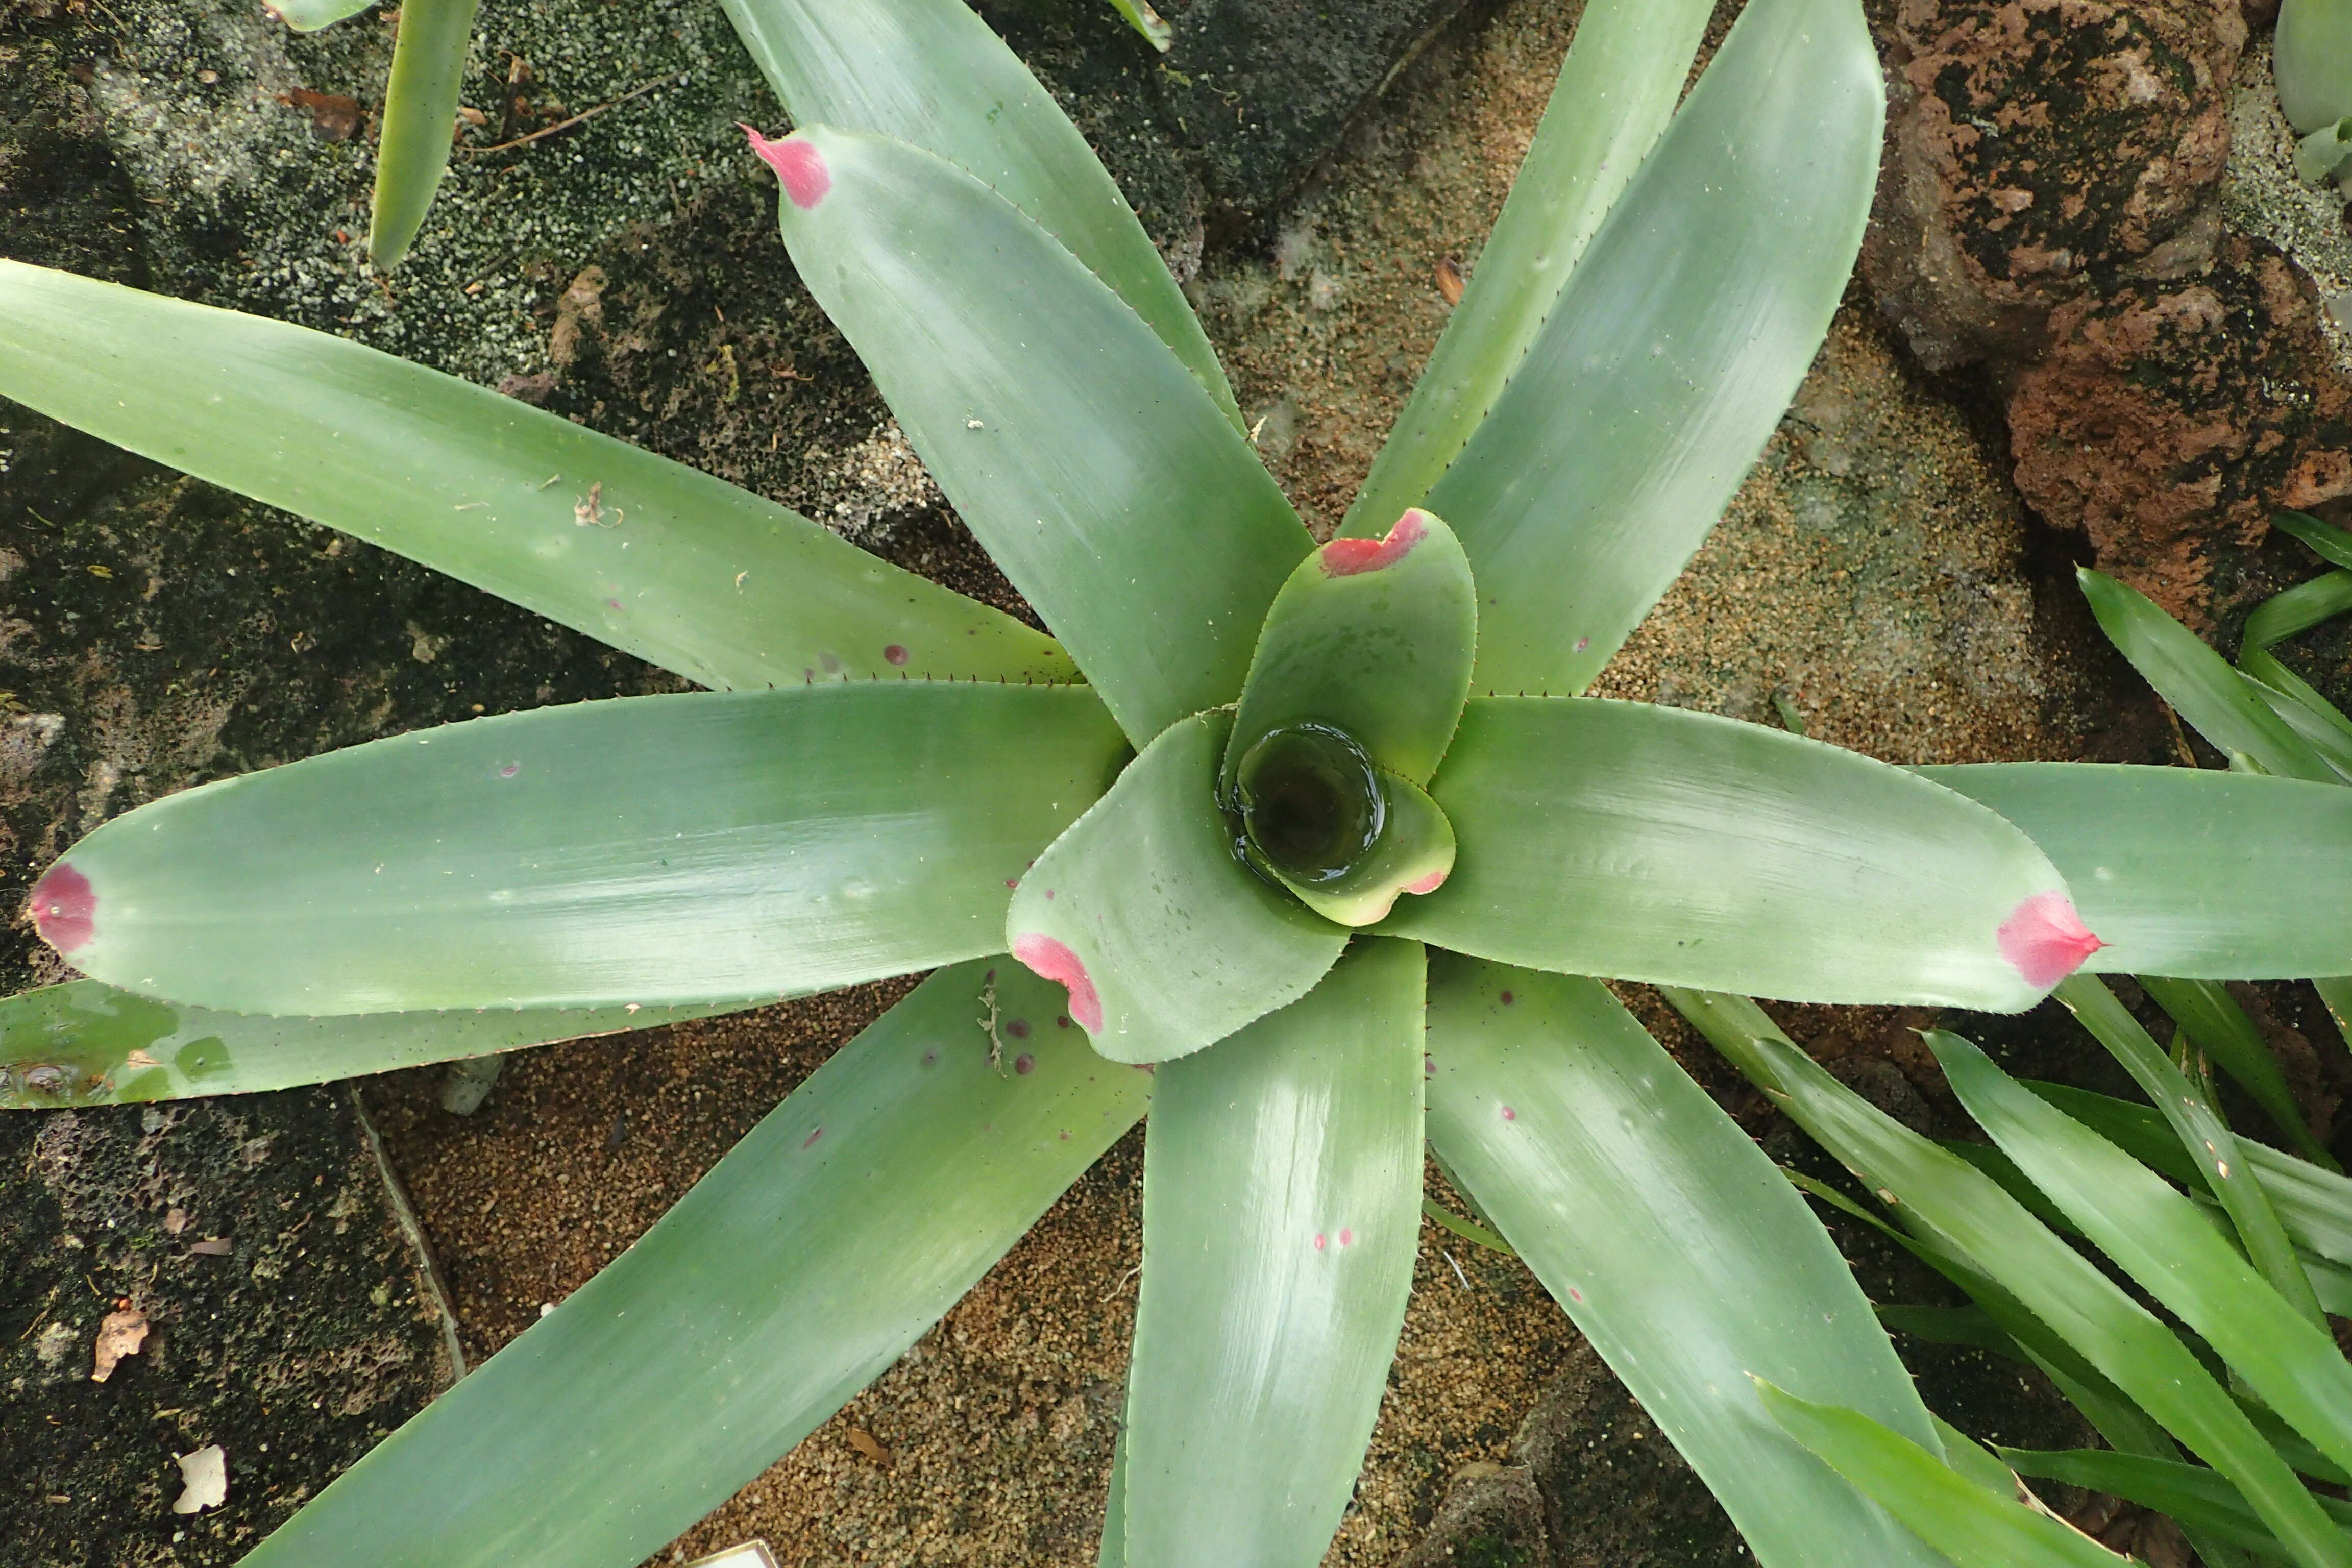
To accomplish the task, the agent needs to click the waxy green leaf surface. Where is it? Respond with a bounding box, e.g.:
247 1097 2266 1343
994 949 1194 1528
1006 712 1345 1064
1419 0 1883 696
1342 0 1715 534
723 0 1235 421
1225 508 1476 790
1383 699 2082 1010
1426 959 1948 1568
1919 764 2352 977
367 0 478 270
2138 975 2337 1169
0 262 1065 692
764 126 1311 747
1122 940 1424 1568
241 961 1148 1568
44 683 1126 1014
0 981 746 1108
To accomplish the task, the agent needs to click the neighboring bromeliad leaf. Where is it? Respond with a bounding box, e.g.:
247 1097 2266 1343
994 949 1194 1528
1425 959 1955 1568
2136 975 2339 1170
237 960 1149 1568
757 125 1312 747
264 0 375 28
0 261 1069 693
1407 0 1883 697
38 683 1128 1014
1929 1031 2352 1482
1755 1382 2129 1568
1120 940 1424 1568
2075 568 2338 783
1918 764 2352 978
1005 712 1347 1065
720 0 1237 422
0 981 750 1107
1383 698 2091 1011
367 0 480 270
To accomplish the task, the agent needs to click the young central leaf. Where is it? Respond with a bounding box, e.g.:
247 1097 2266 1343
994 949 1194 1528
1220 508 1476 927
1232 724 1385 883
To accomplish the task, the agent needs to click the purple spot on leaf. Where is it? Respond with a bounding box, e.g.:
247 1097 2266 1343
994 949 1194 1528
497 762 521 778
884 644 909 667
1568 1286 1584 1303
1498 990 1514 1006
1500 1105 1517 1121
1013 1053 1035 1075
1574 636 1590 653
1057 1015 1071 1030
1008 1018 1031 1040
1313 1234 1327 1251
1339 1228 1353 1246
802 1126 824 1149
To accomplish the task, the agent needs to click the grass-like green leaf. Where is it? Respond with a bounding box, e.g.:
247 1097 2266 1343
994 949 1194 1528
1930 1030 2352 1487
1426 958 1948 1568
240 960 1148 1568
265 0 374 29
367 0 480 270
0 262 1068 692
765 126 1311 747
1755 1382 2126 1568
2139 975 2338 1169
1103 0 1171 51
0 981 746 1108
1919 764 2352 977
2246 570 2352 653
1005 711 1346 1064
1670 990 2352 1568
2000 1448 2352 1560
46 683 1127 1014
2077 569 2336 782
1227 508 1476 790
723 0 1236 423
1341 0 1714 535
2272 509 2352 570
2239 650 2352 781
2049 978 2326 1321
1122 940 1424 1568
1420 0 1882 696
1384 699 2078 1010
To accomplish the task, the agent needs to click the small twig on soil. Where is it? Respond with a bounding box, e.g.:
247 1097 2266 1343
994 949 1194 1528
1099 1263 1141 1303
461 75 678 156
1444 1251 1471 1291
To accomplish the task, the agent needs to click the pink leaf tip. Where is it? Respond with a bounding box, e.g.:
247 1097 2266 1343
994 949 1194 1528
1012 934 1103 1034
741 126 830 210
28 862 95 954
1321 508 1428 577
1998 892 2105 988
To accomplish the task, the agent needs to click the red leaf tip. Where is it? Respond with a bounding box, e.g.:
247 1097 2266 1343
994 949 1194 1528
29 862 95 954
1321 508 1429 577
742 126 830 210
1012 934 1102 1034
1998 892 2104 989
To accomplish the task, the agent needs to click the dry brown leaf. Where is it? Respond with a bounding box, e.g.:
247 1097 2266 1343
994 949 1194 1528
91 1308 149 1382
1434 256 1465 307
845 1426 893 1469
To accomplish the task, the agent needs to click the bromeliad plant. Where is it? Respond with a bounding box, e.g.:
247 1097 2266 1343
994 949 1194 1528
8 0 2352 1563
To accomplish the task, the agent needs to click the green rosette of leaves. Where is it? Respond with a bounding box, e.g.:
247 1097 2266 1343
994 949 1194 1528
7 0 2351 1565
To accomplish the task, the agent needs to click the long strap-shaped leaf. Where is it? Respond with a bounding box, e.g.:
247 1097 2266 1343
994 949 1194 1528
1425 958 1949 1568
44 683 1127 1014
1755 1384 2126 1568
1006 711 1346 1064
1121 939 1424 1568
2048 979 2325 1326
0 980 748 1107
2140 975 2340 1170
766 127 1312 747
0 262 1068 692
2000 1447 2352 1557
1918 763 2352 978
239 959 1148 1568
1930 1032 2352 1482
722 0 1236 426
368 0 478 270
1672 990 2352 1568
1340 0 1714 535
2078 569 2338 783
1381 699 2080 1011
1416 0 1882 696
